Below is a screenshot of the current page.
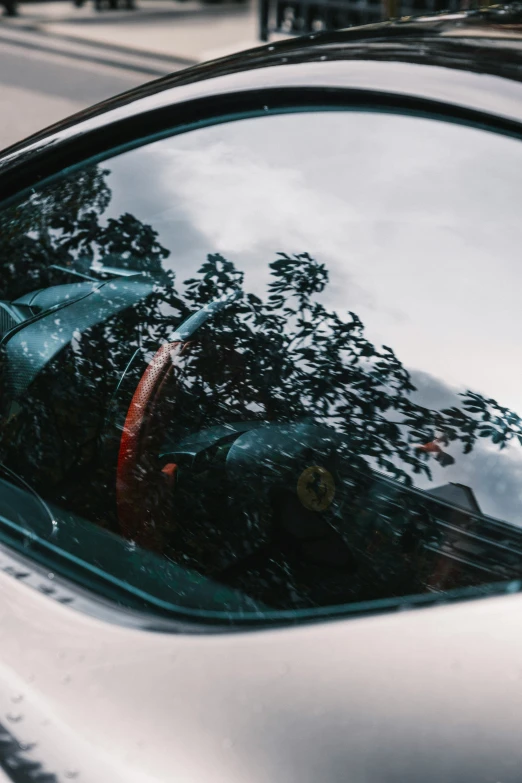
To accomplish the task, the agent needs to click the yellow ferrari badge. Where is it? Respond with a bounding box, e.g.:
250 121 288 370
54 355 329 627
296 465 335 512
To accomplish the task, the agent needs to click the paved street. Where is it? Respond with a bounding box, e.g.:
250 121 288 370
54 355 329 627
2 0 260 63
0 40 149 149
0 0 269 150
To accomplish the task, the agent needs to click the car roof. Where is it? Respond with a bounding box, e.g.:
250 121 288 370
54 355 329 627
2 4 522 170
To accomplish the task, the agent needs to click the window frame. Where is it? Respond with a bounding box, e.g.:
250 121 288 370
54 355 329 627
1 87 522 630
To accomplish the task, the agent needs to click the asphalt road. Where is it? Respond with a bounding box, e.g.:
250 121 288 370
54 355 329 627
0 40 150 150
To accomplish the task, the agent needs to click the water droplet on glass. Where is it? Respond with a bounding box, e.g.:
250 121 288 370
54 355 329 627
6 713 23 723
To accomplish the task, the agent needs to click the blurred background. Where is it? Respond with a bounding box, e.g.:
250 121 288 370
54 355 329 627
0 0 495 150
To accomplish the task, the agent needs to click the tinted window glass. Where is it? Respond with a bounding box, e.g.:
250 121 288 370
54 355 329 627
1 110 521 622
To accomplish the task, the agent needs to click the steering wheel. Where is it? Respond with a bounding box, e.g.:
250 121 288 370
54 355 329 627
115 337 434 603
116 341 186 551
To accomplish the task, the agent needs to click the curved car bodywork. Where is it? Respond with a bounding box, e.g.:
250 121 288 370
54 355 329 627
1 9 522 782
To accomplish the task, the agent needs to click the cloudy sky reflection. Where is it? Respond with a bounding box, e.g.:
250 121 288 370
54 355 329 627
107 110 522 523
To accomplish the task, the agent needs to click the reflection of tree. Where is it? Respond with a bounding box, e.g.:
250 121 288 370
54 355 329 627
1 162 522 589
176 252 423 481
0 166 182 529
0 167 170 300
174 251 522 485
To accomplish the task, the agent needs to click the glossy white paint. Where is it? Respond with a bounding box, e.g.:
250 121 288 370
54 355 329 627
0 563 521 782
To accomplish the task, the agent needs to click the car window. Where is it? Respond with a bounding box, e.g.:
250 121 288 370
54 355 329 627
0 109 521 624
